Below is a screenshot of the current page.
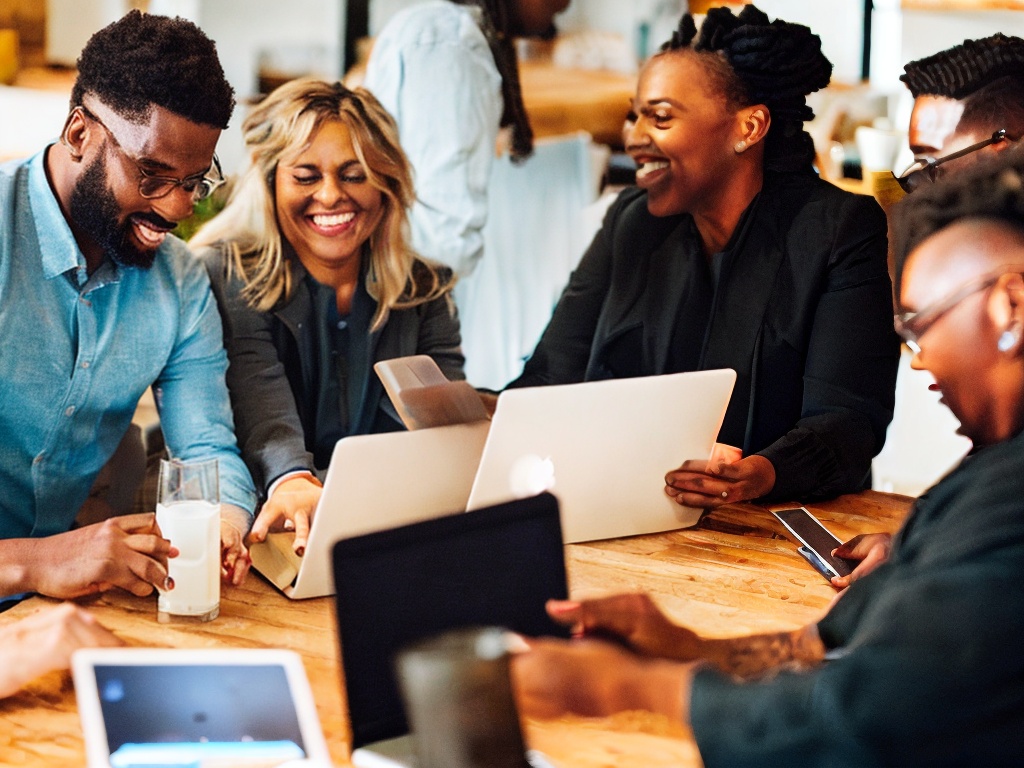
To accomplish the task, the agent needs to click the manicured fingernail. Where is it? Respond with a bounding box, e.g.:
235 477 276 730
163 576 174 591
295 546 305 557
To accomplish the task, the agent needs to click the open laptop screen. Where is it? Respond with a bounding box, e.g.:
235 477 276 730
331 492 569 750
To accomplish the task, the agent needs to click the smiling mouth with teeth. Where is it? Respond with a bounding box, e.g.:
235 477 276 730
635 160 669 180
311 212 356 227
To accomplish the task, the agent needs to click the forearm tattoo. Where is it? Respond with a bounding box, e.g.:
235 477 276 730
703 626 825 680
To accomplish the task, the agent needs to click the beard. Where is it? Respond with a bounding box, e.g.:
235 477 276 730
68 153 174 270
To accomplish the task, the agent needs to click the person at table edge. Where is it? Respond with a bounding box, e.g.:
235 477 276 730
0 12 257 604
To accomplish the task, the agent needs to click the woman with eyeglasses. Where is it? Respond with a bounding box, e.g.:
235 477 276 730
508 6 900 508
191 79 464 554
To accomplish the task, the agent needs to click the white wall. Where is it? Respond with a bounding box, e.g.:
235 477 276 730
149 0 345 174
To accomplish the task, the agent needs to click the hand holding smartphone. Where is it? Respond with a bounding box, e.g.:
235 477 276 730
771 507 858 581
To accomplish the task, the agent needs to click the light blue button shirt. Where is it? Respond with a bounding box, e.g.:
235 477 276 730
364 1 503 278
0 149 257 540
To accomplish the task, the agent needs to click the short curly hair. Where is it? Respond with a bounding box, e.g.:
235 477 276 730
71 10 234 129
901 33 1024 100
659 4 833 173
892 144 1024 297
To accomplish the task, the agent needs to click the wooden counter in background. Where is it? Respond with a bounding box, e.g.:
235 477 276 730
0 490 912 767
519 61 635 147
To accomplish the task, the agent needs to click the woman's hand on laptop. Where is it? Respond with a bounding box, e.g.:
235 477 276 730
249 475 323 557
664 452 776 509
221 504 253 586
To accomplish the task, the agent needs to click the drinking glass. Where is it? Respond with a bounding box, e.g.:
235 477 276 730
156 458 220 623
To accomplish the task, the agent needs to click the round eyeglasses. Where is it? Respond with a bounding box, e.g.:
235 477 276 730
75 105 225 202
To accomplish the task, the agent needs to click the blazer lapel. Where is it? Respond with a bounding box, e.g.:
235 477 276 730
700 178 814 448
645 217 704 374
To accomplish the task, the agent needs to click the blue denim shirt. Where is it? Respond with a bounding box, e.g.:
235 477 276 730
0 149 256 540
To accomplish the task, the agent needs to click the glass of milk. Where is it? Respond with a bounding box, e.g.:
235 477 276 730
156 458 220 623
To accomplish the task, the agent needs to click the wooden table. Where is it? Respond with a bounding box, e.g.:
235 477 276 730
0 491 911 767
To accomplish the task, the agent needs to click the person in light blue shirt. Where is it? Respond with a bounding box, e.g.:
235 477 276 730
363 0 569 278
0 11 256 603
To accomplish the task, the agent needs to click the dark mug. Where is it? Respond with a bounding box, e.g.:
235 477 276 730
395 626 533 768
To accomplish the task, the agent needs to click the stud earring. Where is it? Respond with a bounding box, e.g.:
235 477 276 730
998 328 1019 352
734 140 747 153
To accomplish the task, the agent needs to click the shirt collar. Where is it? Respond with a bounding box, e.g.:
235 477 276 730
27 146 90 281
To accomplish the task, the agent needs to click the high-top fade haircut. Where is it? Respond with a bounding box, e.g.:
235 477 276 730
659 4 832 173
71 10 234 129
892 144 1024 299
901 33 1024 100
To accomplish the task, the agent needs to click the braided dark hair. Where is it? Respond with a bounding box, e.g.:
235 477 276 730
892 144 1024 297
452 0 533 162
660 5 832 173
71 10 234 129
901 34 1024 100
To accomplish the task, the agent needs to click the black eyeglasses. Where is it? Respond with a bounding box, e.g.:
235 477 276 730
894 263 1024 352
77 105 225 202
891 129 1008 194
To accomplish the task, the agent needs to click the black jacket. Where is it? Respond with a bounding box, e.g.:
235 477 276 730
510 172 900 501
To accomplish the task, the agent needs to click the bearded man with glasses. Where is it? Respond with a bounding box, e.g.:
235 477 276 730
0 11 257 608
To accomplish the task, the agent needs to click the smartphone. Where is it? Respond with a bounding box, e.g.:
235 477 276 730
771 507 857 580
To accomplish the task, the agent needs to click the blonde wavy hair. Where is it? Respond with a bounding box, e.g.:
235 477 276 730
192 77 450 330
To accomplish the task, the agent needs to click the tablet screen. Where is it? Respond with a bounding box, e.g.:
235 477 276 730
74 650 327 768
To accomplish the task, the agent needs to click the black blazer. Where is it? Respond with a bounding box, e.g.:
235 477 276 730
511 172 900 500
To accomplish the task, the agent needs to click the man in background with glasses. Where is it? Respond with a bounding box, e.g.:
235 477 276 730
0 11 257 607
896 33 1024 192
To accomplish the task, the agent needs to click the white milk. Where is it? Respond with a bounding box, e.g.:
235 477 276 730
156 500 220 621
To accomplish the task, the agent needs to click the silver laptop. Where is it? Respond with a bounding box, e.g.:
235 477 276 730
249 421 490 599
466 369 737 543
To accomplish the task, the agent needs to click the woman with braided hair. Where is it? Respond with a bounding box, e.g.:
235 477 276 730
509 5 900 508
363 0 569 278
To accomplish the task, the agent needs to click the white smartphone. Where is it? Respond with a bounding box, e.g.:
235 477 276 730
772 507 857 580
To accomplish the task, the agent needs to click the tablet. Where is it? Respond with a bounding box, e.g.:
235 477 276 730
72 647 330 768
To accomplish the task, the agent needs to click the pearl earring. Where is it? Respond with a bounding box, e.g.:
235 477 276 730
998 329 1019 352
734 140 747 153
